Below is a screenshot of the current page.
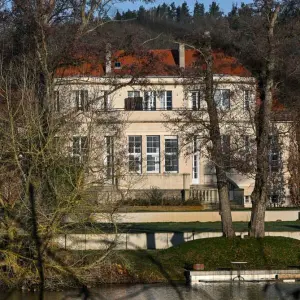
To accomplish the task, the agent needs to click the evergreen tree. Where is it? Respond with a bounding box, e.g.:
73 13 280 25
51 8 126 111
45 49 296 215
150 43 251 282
168 2 177 21
208 1 223 17
181 1 190 21
176 5 181 22
228 3 239 29
115 10 122 20
122 9 137 20
137 6 146 20
194 1 205 18
161 3 169 20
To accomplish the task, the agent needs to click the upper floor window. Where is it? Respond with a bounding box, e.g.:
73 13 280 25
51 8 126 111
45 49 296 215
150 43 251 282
128 91 140 98
159 91 172 110
144 91 156 111
128 136 142 173
125 91 142 110
165 136 178 172
72 136 88 163
214 89 230 109
75 90 88 111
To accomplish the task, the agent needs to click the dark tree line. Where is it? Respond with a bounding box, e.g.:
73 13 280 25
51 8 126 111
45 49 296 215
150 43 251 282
114 1 222 22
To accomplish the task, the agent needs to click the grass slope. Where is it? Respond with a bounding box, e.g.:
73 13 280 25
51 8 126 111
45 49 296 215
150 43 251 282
118 237 300 282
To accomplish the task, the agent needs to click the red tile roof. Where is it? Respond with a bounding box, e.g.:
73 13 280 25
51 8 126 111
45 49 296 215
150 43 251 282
55 49 251 77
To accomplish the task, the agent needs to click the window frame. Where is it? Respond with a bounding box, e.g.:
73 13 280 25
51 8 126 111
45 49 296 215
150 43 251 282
144 91 156 111
128 91 140 98
105 136 114 179
72 136 88 163
244 90 252 111
74 90 89 111
128 136 142 173
190 91 200 110
192 136 200 183
146 136 160 173
164 136 178 173
159 91 172 110
214 89 230 109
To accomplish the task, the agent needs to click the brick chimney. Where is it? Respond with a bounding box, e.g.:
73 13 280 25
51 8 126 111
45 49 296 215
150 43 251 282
105 43 112 75
179 43 185 69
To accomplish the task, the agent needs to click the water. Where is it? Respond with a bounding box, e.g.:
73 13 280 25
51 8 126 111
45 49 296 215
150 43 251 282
3 282 300 300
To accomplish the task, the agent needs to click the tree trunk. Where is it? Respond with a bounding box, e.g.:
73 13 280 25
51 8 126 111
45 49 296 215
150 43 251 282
203 31 235 237
250 3 280 237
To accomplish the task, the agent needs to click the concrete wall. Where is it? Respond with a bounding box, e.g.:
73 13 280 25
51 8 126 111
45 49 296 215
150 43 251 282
54 231 300 251
91 210 300 223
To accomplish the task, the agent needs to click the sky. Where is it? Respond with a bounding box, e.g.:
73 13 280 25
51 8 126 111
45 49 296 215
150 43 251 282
113 0 253 15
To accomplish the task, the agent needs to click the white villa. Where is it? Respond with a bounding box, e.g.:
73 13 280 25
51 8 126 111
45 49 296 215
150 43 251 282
54 45 291 208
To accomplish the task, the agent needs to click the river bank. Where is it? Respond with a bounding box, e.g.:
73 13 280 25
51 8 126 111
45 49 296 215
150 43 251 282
3 236 300 291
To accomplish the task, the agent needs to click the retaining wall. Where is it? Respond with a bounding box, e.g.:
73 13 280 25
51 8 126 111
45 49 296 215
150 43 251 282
54 231 300 251
91 210 300 223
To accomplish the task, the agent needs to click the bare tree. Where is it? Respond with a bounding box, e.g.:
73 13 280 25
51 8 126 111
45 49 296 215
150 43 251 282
249 0 280 237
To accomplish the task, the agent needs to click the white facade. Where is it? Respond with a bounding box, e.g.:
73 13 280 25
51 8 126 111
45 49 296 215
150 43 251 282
53 51 291 207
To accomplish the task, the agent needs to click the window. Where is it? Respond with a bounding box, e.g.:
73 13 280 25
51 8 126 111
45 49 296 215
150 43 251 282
244 195 251 203
128 136 142 173
159 91 172 110
270 194 279 204
54 90 60 112
165 136 178 172
144 92 156 111
125 91 143 110
192 136 199 183
270 151 280 172
75 90 88 111
128 91 140 98
244 90 252 110
244 135 250 153
114 62 121 68
214 89 230 109
105 136 114 179
191 91 200 110
72 136 88 163
147 136 160 173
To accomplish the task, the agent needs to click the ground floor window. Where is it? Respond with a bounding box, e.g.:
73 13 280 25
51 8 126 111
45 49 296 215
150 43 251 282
72 136 88 163
105 136 114 179
165 136 178 172
147 136 160 173
128 136 142 173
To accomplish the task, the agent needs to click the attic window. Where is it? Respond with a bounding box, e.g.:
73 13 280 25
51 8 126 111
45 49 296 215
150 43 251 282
114 62 121 69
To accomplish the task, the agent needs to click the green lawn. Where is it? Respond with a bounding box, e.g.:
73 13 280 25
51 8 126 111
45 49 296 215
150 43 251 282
64 221 300 234
116 237 300 282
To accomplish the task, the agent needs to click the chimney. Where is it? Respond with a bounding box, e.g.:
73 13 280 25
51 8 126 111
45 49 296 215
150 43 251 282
105 43 112 75
179 43 185 69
